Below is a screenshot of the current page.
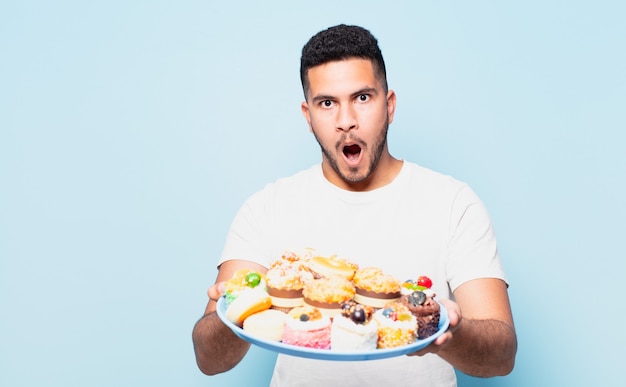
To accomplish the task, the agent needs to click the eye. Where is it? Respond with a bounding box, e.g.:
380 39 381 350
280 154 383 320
321 100 334 108
357 94 370 102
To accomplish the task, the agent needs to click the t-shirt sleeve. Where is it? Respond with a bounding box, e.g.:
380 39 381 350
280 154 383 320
445 184 507 291
218 189 273 269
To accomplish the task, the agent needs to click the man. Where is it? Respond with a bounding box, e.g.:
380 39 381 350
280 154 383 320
192 24 517 386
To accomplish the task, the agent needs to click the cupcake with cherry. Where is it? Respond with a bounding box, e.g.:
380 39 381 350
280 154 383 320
401 275 435 297
399 276 441 339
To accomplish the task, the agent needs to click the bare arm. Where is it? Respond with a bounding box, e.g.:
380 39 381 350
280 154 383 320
414 278 517 377
192 260 268 375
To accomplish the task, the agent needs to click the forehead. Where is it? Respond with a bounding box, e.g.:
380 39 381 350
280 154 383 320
306 58 379 98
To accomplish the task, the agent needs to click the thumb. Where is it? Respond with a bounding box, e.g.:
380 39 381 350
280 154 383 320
207 281 226 301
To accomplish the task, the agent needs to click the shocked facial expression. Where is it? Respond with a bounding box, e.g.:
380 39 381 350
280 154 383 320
301 58 396 189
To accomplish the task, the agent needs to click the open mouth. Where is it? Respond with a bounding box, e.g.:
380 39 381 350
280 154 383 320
343 144 362 162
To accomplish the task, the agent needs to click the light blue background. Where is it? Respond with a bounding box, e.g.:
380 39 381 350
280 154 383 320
1 1 624 386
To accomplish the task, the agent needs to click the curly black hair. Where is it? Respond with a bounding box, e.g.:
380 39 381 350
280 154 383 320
300 24 388 98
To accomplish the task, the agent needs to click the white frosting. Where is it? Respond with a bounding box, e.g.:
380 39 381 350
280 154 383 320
284 314 331 331
330 316 378 351
373 309 417 330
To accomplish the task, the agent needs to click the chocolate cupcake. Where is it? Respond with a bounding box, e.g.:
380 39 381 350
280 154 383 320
400 290 440 338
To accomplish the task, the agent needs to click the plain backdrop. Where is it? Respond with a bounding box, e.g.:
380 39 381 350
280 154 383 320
1 1 625 386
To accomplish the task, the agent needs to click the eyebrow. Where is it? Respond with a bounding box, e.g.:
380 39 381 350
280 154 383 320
310 87 379 105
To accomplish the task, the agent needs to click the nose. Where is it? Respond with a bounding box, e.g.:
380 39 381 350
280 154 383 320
336 104 357 132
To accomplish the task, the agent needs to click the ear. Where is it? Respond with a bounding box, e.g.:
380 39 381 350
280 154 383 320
301 101 313 133
386 90 397 124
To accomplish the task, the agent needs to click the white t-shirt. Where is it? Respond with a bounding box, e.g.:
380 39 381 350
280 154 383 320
219 161 506 386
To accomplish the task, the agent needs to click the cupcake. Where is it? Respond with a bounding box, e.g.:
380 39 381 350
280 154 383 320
266 251 314 310
303 276 356 318
282 306 331 349
353 267 402 308
331 301 378 351
374 302 417 348
400 290 441 339
401 275 435 297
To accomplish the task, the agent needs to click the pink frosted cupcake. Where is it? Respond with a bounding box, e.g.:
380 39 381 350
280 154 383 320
282 306 331 349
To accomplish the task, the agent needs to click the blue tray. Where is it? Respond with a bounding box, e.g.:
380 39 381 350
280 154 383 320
216 297 449 361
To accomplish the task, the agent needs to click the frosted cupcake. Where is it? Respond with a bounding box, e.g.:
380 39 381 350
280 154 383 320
331 301 378 351
400 290 441 339
374 302 417 348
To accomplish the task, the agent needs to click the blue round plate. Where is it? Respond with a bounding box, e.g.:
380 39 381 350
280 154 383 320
216 297 449 361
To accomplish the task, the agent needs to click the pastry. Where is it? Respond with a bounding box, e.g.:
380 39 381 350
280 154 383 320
243 309 288 341
223 269 267 305
303 276 355 318
266 251 314 309
374 302 417 348
282 306 331 349
330 301 378 351
306 255 357 280
353 267 401 308
401 275 435 297
223 269 272 326
400 290 441 339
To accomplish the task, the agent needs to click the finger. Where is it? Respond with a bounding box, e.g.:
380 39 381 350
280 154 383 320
207 282 226 301
407 330 453 357
434 330 453 346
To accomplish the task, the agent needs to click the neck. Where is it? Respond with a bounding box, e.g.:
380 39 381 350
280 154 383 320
322 153 403 192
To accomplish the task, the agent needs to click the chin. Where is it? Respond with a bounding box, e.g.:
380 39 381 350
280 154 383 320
341 170 370 184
